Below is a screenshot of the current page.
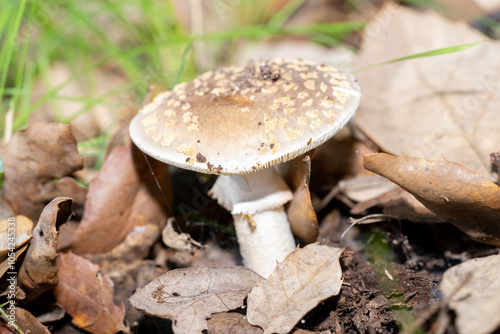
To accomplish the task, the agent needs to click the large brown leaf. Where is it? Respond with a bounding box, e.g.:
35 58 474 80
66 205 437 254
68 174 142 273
0 123 84 221
353 4 500 180
70 143 171 254
53 252 127 334
363 153 500 245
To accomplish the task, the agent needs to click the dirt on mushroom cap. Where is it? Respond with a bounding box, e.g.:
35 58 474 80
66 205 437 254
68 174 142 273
129 59 361 175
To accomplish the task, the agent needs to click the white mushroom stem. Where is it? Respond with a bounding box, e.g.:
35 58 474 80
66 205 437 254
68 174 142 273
209 167 296 278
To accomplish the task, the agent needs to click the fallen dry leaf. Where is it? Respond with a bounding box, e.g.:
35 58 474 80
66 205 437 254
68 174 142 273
37 177 87 219
130 266 262 334
162 218 204 265
350 187 442 223
0 215 33 283
88 224 161 266
0 245 28 286
70 143 171 254
82 223 163 325
18 197 73 302
208 312 316 334
13 307 51 334
54 252 127 334
353 4 500 180
0 123 84 221
0 215 33 257
287 156 319 244
247 244 343 334
440 253 500 334
363 153 500 245
208 313 263 334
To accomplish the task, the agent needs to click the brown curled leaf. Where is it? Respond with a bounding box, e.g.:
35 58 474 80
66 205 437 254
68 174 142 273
363 153 500 246
287 156 319 244
17 197 73 302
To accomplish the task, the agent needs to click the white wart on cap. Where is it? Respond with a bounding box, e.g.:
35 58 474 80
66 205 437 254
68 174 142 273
129 58 361 175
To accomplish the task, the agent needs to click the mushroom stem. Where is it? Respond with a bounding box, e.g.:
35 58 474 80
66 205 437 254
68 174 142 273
234 208 296 278
210 167 296 277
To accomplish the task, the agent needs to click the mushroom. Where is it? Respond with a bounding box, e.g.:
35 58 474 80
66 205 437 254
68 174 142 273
129 59 361 277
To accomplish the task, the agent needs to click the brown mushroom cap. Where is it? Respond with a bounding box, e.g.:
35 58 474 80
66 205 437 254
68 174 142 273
129 58 361 175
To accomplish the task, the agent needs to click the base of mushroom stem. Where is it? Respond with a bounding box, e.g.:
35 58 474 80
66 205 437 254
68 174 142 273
233 207 296 278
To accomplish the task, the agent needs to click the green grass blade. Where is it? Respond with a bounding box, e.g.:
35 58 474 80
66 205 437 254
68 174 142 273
352 39 487 73
171 35 194 88
268 0 306 27
25 21 363 121
0 0 28 114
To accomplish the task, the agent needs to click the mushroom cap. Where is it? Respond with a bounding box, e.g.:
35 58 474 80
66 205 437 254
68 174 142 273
129 58 361 175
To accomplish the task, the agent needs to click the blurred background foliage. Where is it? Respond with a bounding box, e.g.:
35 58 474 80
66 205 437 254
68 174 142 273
0 0 497 167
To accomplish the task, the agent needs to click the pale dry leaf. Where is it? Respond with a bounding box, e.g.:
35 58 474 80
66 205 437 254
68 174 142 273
54 252 127 334
0 215 33 256
162 218 204 264
440 253 500 334
353 4 500 180
363 153 500 245
88 224 161 266
247 244 343 334
129 266 262 334
0 215 32 284
0 245 28 287
433 0 484 20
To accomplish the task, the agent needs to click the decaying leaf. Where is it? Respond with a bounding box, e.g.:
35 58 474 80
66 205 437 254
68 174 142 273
0 215 33 257
363 153 500 245
287 156 319 244
318 175 399 211
208 312 316 334
208 313 263 334
247 244 343 334
82 223 164 325
0 215 33 283
88 224 161 266
350 187 442 222
0 245 28 286
353 4 500 180
18 197 73 302
37 177 88 219
130 266 262 334
70 143 171 254
13 307 51 334
440 253 500 334
162 218 204 264
0 123 84 221
53 252 127 334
